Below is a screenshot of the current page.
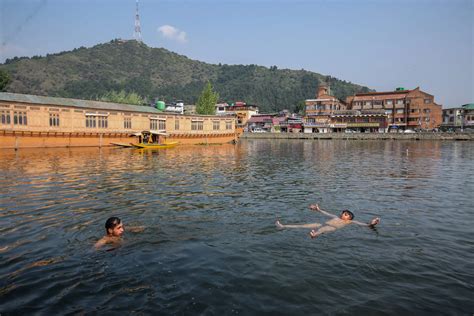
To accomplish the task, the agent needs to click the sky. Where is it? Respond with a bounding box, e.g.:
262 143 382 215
0 0 472 108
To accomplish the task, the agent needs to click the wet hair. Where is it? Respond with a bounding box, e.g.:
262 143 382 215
105 217 121 233
341 210 354 220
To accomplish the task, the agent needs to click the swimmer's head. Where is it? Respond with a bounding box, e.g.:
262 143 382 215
340 210 354 221
105 217 124 237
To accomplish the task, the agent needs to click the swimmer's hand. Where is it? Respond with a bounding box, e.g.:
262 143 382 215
309 230 318 239
368 217 380 227
309 204 321 212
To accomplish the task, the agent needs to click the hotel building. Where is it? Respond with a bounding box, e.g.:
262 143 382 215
346 87 442 131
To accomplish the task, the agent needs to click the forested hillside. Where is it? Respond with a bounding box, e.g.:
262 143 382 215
0 39 372 112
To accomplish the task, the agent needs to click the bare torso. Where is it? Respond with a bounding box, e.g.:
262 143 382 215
325 217 352 229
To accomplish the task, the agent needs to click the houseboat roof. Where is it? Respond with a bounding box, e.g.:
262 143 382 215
0 92 161 114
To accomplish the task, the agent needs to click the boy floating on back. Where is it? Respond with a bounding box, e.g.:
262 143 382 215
276 204 380 238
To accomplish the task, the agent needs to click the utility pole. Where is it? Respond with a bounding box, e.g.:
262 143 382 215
134 0 143 42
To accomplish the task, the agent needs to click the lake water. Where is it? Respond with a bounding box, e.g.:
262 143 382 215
1 140 473 314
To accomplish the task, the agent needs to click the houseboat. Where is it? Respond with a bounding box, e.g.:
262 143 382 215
0 92 241 149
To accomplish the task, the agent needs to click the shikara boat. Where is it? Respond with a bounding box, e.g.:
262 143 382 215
130 130 178 149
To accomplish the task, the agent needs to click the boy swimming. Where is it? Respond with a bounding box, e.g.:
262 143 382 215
276 204 380 238
95 217 124 249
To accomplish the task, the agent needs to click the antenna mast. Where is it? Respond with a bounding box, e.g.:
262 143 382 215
134 0 143 42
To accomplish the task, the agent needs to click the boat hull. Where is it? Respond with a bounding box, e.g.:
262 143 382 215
131 142 178 149
0 129 243 149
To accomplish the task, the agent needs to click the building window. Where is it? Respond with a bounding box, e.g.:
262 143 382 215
13 111 27 125
158 120 166 130
396 109 404 114
396 99 404 105
364 101 372 107
124 117 132 129
175 119 179 130
213 121 220 130
423 109 431 113
424 99 431 104
385 109 393 114
150 119 158 130
1 110 11 124
98 116 108 128
191 120 203 130
386 100 393 106
226 121 232 130
86 116 96 128
49 113 60 127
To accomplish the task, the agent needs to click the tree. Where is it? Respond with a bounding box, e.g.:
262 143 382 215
196 82 219 115
0 70 11 91
293 100 306 115
98 90 144 105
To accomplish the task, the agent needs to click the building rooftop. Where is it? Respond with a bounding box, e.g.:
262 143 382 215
0 92 161 114
462 103 474 110
354 90 411 97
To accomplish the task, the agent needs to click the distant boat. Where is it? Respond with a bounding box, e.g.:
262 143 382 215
130 130 178 149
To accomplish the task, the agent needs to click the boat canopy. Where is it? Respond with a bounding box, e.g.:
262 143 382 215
143 130 168 136
130 130 168 137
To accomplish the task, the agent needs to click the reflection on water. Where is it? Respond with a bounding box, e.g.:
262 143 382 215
0 140 473 314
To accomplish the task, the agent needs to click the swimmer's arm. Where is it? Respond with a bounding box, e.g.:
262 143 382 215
352 217 380 227
127 226 145 233
309 204 337 218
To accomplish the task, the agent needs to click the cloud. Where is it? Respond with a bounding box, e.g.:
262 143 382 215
157 25 188 44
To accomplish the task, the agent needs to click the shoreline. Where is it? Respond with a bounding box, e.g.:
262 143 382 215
242 132 474 141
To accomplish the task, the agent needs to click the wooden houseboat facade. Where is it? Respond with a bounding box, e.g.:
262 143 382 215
0 93 241 149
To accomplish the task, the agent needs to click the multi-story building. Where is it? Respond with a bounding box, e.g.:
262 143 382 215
441 103 474 131
247 114 275 132
221 102 259 127
346 87 442 131
330 110 388 133
304 83 346 133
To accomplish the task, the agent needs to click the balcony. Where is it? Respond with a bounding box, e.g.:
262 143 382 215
394 103 405 109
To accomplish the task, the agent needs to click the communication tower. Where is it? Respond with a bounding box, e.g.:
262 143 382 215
134 0 143 42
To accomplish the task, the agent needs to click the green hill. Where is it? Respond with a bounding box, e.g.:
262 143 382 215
0 39 372 113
